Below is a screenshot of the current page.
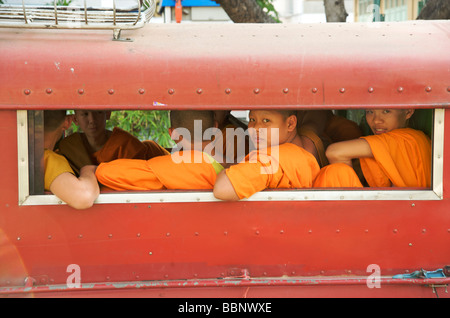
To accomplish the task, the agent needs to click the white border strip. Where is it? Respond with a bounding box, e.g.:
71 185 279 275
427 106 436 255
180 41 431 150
18 109 445 206
17 110 29 205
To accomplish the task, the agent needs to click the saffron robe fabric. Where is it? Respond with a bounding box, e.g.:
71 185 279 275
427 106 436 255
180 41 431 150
58 127 169 175
95 151 224 191
225 143 320 199
44 149 75 191
313 128 431 188
360 128 431 187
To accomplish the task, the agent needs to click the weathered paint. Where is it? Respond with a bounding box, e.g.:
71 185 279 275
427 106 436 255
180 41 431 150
0 21 449 110
0 21 449 298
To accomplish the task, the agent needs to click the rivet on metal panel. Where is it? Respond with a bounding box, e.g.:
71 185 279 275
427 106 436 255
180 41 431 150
23 89 31 95
47 235 52 239
253 88 260 94
255 230 260 235
308 229 312 234
339 88 345 93
425 86 432 92
411 203 415 207
166 232 170 237
397 87 404 93
108 234 113 238
336 229 340 233
311 88 318 93
409 243 413 247
393 229 398 234
138 89 145 94
283 88 289 94
168 88 175 95
447 87 450 92
196 89 203 95
17 237 21 241
108 89 115 95
365 229 369 233
78 89 84 95
148 252 153 255
368 87 374 93
195 232 199 236
136 233 141 237
225 88 231 94
46 88 53 94
280 230 284 234
224 231 228 236
422 229 427 234
78 234 83 239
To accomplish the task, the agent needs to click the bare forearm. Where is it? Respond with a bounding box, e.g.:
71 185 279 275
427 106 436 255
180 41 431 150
50 166 99 209
326 139 373 166
213 170 240 201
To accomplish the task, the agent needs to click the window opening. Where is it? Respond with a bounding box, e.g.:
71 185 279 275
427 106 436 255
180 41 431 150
17 108 444 206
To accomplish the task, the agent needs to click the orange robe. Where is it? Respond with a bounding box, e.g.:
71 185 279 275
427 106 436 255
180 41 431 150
314 128 431 188
325 114 363 143
225 143 320 199
58 127 169 175
360 128 431 187
95 151 223 191
313 163 363 188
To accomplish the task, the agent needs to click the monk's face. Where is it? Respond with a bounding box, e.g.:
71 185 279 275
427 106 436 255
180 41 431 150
73 110 111 138
248 110 294 149
366 109 414 135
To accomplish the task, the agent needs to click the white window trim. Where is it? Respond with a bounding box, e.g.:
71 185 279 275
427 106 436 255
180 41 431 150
17 109 445 206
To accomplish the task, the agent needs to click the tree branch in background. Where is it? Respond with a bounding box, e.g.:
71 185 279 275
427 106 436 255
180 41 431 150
417 0 450 19
323 0 348 22
213 0 277 23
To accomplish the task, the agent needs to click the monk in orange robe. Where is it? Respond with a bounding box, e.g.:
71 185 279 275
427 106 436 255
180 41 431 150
297 110 363 168
213 110 320 201
58 110 169 176
95 110 224 191
213 110 251 167
314 109 431 188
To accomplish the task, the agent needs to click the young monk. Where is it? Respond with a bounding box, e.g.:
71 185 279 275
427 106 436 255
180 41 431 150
213 110 250 167
314 109 432 188
44 110 99 209
213 110 320 201
58 110 169 175
95 110 224 191
296 110 362 168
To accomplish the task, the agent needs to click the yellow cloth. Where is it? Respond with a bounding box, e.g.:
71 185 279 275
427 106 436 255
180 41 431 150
225 143 320 199
95 151 224 191
44 149 75 191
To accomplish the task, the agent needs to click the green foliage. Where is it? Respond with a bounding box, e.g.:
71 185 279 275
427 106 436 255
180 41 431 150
68 110 174 148
107 110 174 148
256 0 281 23
52 0 73 5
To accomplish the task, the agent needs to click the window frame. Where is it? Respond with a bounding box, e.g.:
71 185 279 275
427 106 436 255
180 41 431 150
17 108 445 206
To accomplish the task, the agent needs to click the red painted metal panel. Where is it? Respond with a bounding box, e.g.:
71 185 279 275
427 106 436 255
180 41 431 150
0 21 449 110
0 22 449 297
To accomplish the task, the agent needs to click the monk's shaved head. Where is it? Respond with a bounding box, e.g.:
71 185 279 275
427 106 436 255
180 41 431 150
170 110 215 141
44 110 67 133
